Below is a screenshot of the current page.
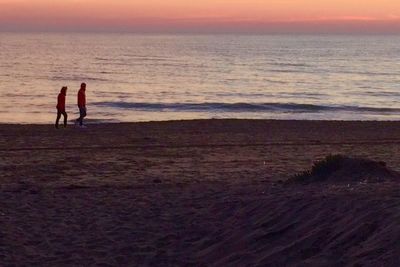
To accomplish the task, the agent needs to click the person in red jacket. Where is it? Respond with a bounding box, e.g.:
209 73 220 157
75 83 87 127
55 86 68 129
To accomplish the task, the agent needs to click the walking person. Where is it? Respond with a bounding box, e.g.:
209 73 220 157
75 83 87 127
55 86 68 129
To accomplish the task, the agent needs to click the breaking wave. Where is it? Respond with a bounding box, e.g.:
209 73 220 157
93 101 400 114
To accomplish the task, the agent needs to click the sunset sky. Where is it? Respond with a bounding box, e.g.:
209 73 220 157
1 0 399 33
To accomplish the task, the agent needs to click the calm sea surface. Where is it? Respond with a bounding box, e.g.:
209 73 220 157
0 33 399 123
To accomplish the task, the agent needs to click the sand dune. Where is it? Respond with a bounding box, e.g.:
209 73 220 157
0 120 399 266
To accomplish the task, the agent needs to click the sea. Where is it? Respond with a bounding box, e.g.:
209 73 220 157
0 33 399 123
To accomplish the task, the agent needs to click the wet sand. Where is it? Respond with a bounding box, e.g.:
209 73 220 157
0 120 399 266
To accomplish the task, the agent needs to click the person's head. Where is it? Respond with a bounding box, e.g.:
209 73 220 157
61 86 67 95
80 83 86 91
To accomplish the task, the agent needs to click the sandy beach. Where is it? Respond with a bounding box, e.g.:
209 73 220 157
1 119 399 266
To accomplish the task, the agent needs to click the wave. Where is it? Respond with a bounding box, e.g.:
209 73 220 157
269 62 311 67
93 101 400 114
51 76 111 82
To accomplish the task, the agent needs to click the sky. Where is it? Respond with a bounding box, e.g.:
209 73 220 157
0 0 400 33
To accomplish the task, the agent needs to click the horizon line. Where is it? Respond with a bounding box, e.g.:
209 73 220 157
1 18 400 34
1 30 400 35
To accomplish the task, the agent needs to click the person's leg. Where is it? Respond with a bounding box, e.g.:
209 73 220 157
76 108 83 125
79 108 83 126
79 107 86 126
55 110 61 128
62 111 68 127
82 107 87 123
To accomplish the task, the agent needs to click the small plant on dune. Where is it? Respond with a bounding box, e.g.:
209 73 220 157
288 154 399 184
290 154 347 183
310 154 345 178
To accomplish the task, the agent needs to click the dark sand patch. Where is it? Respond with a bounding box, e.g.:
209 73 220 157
1 120 400 266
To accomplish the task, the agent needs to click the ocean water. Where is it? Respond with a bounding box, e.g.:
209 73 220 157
0 33 400 123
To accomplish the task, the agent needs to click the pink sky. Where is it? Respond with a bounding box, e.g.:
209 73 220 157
1 0 400 33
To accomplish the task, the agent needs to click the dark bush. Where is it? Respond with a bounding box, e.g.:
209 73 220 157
288 154 399 184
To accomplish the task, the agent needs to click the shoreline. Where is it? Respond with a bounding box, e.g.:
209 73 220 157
2 117 400 125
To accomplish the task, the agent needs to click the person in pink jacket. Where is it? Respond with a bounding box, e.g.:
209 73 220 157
55 86 68 129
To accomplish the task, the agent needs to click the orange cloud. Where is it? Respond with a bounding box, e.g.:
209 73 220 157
0 0 399 32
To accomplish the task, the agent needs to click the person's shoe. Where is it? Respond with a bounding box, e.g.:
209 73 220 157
55 125 59 129
80 125 87 128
